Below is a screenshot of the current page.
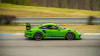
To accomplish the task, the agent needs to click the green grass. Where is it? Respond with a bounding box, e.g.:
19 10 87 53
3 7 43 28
0 3 100 17
0 25 100 33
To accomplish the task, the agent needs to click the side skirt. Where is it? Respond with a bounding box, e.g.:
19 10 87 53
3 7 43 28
43 37 65 40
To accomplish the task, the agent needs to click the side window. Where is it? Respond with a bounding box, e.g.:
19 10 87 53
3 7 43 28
40 26 48 29
48 25 58 29
40 25 58 29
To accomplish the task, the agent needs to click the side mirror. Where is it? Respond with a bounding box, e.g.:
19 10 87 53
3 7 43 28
58 29 60 31
58 28 61 31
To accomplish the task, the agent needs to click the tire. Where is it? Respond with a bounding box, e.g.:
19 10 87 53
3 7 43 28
65 32 75 40
34 32 43 41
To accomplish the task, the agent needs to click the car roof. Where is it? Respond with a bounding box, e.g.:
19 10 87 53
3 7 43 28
41 23 57 26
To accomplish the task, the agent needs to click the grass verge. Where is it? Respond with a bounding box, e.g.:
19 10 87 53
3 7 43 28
0 3 100 17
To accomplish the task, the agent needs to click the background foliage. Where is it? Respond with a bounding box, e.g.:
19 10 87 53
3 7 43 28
1 0 100 11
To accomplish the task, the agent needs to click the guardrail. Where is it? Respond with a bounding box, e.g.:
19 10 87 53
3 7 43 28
13 17 100 25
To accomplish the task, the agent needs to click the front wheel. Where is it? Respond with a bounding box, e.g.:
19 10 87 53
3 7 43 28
65 32 75 40
34 32 43 41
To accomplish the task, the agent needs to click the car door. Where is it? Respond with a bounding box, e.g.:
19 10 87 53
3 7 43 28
40 25 54 37
45 25 64 37
48 29 62 37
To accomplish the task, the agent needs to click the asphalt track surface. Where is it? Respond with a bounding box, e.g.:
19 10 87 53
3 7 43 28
0 33 100 56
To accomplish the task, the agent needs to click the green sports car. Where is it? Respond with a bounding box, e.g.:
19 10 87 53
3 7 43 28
25 23 82 40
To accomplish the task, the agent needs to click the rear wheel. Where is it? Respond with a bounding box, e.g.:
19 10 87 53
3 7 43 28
34 32 43 41
66 32 75 40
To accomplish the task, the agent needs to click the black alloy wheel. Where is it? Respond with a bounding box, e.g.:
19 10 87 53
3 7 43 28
66 32 75 40
34 32 43 41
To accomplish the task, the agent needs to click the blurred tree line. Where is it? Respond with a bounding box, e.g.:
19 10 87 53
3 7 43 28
1 0 100 11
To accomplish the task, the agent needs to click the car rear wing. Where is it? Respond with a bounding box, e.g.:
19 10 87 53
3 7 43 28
25 23 31 30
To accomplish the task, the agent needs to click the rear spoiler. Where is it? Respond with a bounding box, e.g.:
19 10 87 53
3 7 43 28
25 23 31 30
